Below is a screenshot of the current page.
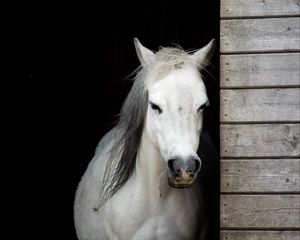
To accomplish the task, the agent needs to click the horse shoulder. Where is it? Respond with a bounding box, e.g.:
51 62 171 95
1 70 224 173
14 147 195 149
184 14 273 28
74 128 117 240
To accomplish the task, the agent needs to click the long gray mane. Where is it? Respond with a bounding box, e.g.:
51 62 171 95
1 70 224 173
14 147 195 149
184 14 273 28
99 46 204 208
99 67 148 207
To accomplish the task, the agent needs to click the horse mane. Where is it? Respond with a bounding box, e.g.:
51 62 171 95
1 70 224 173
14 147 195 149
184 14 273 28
147 46 212 83
98 45 210 208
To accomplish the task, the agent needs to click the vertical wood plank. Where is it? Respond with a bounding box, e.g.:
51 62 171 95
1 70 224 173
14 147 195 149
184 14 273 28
220 53 300 87
220 124 300 157
220 18 300 53
221 0 300 18
220 89 300 122
221 159 300 192
220 230 300 240
220 195 300 228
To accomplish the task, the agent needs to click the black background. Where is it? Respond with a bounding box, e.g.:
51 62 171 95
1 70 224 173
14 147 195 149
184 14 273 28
12 0 219 239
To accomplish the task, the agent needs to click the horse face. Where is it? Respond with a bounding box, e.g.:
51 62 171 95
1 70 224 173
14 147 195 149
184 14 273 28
145 67 209 188
134 38 215 188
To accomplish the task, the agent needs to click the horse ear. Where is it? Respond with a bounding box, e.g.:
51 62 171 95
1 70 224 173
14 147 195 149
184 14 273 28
134 38 155 67
191 39 216 68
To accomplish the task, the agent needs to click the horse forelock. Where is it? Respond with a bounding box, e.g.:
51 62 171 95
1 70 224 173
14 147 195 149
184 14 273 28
145 46 211 86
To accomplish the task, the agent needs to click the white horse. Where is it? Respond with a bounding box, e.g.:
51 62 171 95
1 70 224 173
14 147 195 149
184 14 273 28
74 38 215 240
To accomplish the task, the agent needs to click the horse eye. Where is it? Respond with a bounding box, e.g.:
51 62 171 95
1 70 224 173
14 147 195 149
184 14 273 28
197 102 209 112
150 102 162 114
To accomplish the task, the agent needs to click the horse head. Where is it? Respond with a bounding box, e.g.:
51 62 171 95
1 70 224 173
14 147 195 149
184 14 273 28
134 38 215 188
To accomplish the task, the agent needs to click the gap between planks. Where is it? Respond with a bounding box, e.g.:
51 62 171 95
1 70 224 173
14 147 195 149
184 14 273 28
220 85 300 90
221 121 300 125
221 50 300 55
220 192 300 195
220 227 300 231
221 156 300 160
221 14 300 20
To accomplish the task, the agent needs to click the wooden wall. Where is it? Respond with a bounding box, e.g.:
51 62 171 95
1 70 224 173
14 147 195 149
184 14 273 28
220 1 300 239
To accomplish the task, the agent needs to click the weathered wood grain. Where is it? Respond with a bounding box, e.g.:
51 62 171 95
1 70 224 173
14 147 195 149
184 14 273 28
220 89 300 122
220 230 300 240
220 18 300 53
220 124 300 157
221 0 300 18
221 159 300 192
220 53 300 88
220 195 300 228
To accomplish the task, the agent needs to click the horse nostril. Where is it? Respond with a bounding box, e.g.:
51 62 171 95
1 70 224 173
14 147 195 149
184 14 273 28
194 159 201 173
168 157 201 177
168 159 175 172
168 159 180 176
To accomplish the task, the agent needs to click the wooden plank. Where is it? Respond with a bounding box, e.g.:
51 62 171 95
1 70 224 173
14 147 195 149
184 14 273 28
220 53 300 88
221 159 300 192
220 230 300 240
220 18 300 53
220 89 300 122
220 195 300 228
220 124 300 157
221 0 300 18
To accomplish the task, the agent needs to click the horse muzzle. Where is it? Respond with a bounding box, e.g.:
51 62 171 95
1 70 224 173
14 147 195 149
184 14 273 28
166 156 201 188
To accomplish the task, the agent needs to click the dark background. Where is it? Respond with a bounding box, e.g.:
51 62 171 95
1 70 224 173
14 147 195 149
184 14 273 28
13 0 219 239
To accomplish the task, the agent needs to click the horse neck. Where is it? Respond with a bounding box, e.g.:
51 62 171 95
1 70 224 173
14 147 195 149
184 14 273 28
135 129 168 195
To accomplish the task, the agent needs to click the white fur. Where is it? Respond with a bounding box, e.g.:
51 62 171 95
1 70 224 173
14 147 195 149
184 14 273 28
74 39 215 240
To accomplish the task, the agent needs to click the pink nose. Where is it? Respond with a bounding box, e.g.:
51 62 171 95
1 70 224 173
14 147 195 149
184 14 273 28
167 157 201 178
181 168 192 181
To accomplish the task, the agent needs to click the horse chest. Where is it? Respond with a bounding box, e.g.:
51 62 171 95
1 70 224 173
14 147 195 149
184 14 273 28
105 188 200 240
